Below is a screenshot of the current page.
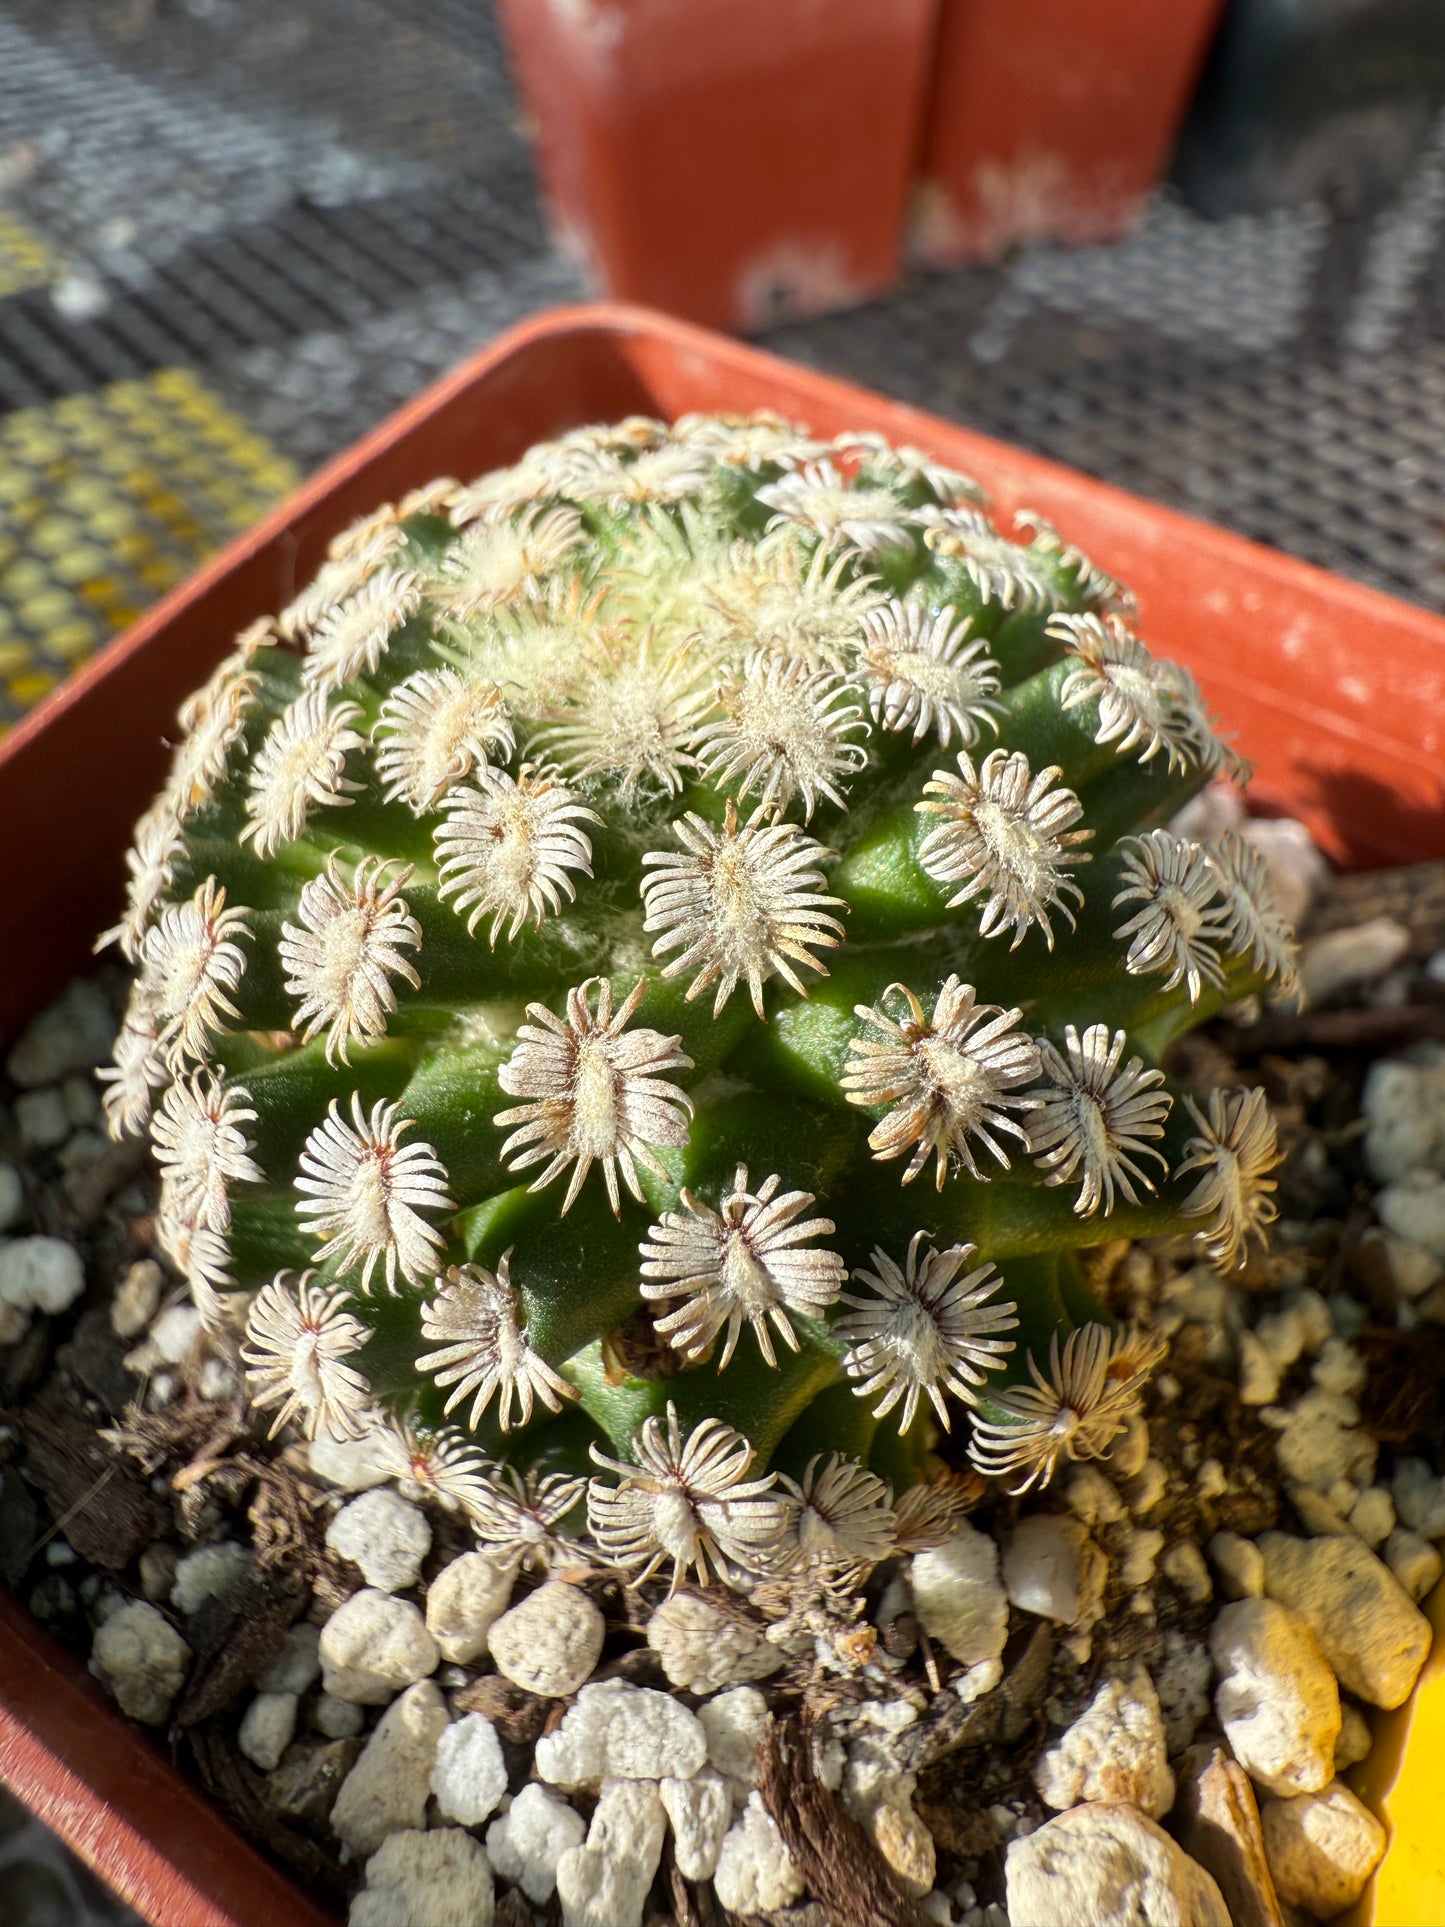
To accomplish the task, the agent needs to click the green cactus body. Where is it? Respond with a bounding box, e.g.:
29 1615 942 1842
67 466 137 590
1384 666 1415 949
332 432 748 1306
99 413 1293 1589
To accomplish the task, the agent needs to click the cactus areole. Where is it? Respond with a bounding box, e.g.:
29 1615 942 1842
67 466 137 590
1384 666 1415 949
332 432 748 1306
98 413 1293 1593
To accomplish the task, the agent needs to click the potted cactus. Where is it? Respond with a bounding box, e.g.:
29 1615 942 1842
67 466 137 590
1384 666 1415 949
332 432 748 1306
2 306 1444 1926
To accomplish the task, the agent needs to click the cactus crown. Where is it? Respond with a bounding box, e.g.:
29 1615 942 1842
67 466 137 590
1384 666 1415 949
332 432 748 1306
99 412 1292 1591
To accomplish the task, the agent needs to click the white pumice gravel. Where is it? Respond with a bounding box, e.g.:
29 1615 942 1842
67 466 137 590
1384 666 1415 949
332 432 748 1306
1005 1803 1230 1927
238 1690 298 1772
1335 1702 1374 1770
555 1775 667 1927
308 1431 393 1492
15 1087 69 1149
535 1678 708 1789
314 1691 366 1740
1376 1169 1445 1261
1390 1456 1445 1538
1298 917 1411 1004
697 1685 770 1785
349 1825 494 1927
712 1790 804 1915
319 1588 439 1704
424 1550 515 1664
1348 1485 1396 1547
1160 1539 1212 1604
1002 1514 1107 1626
6 978 116 1086
1210 1598 1340 1797
256 1620 322 1696
645 1590 783 1692
660 1769 734 1881
330 1679 449 1855
485 1783 586 1904
1258 1529 1432 1708
910 1522 1009 1669
170 1541 252 1615
1362 1051 1445 1184
109 1259 162 1338
326 1488 432 1594
430 1710 508 1826
1258 1779 1387 1919
0 1235 84 1317
1033 1669 1174 1817
1382 1526 1444 1602
488 1579 605 1699
89 1600 191 1725
125 1301 203 1375
1064 1464 1128 1526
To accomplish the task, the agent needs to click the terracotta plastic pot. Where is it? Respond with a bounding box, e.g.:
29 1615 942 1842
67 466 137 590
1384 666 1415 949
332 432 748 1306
912 0 1227 264
1 302 1442 1925
493 0 938 329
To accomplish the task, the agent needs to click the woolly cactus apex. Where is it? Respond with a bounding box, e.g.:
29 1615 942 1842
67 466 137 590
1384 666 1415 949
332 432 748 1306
99 411 1294 1588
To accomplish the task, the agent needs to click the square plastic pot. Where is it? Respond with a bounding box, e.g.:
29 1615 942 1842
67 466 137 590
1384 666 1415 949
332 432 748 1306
912 0 1227 264
0 301 1442 1927
493 0 938 329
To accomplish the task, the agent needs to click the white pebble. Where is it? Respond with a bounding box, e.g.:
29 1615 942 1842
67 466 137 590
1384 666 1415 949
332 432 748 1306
15 1087 69 1149
1003 1515 1107 1627
330 1680 449 1855
0 1162 22 1232
1237 1331 1282 1406
486 1783 586 1904
1260 1529 1432 1708
1378 1169 1445 1261
257 1621 322 1696
712 1790 804 1915
349 1825 493 1927
90 1600 191 1725
645 1590 782 1693
1348 1486 1396 1548
319 1588 439 1703
126 1302 203 1374
698 1685 771 1784
556 1776 667 1927
308 1431 392 1492
660 1769 734 1880
431 1711 508 1826
238 1690 298 1772
1362 1053 1445 1183
1034 1669 1174 1817
326 1488 431 1594
1298 918 1410 1005
1102 1411 1151 1479
1259 1780 1386 1919
1268 1389 1376 1496
313 1691 365 1740
1383 1526 1444 1603
425 1550 515 1664
537 1678 708 1790
1006 1804 1229 1927
1311 1337 1366 1399
6 979 116 1087
1211 1597 1340 1797
1335 1701 1374 1769
110 1259 162 1339
1064 1465 1127 1526
171 1542 251 1615
0 1235 84 1316
911 1522 1009 1668
1391 1456 1445 1538
1161 1540 1212 1604
489 1580 605 1698
1195 1457 1228 1501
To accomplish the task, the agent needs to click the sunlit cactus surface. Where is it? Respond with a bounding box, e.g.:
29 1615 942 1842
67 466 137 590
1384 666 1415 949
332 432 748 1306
98 412 1294 1591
